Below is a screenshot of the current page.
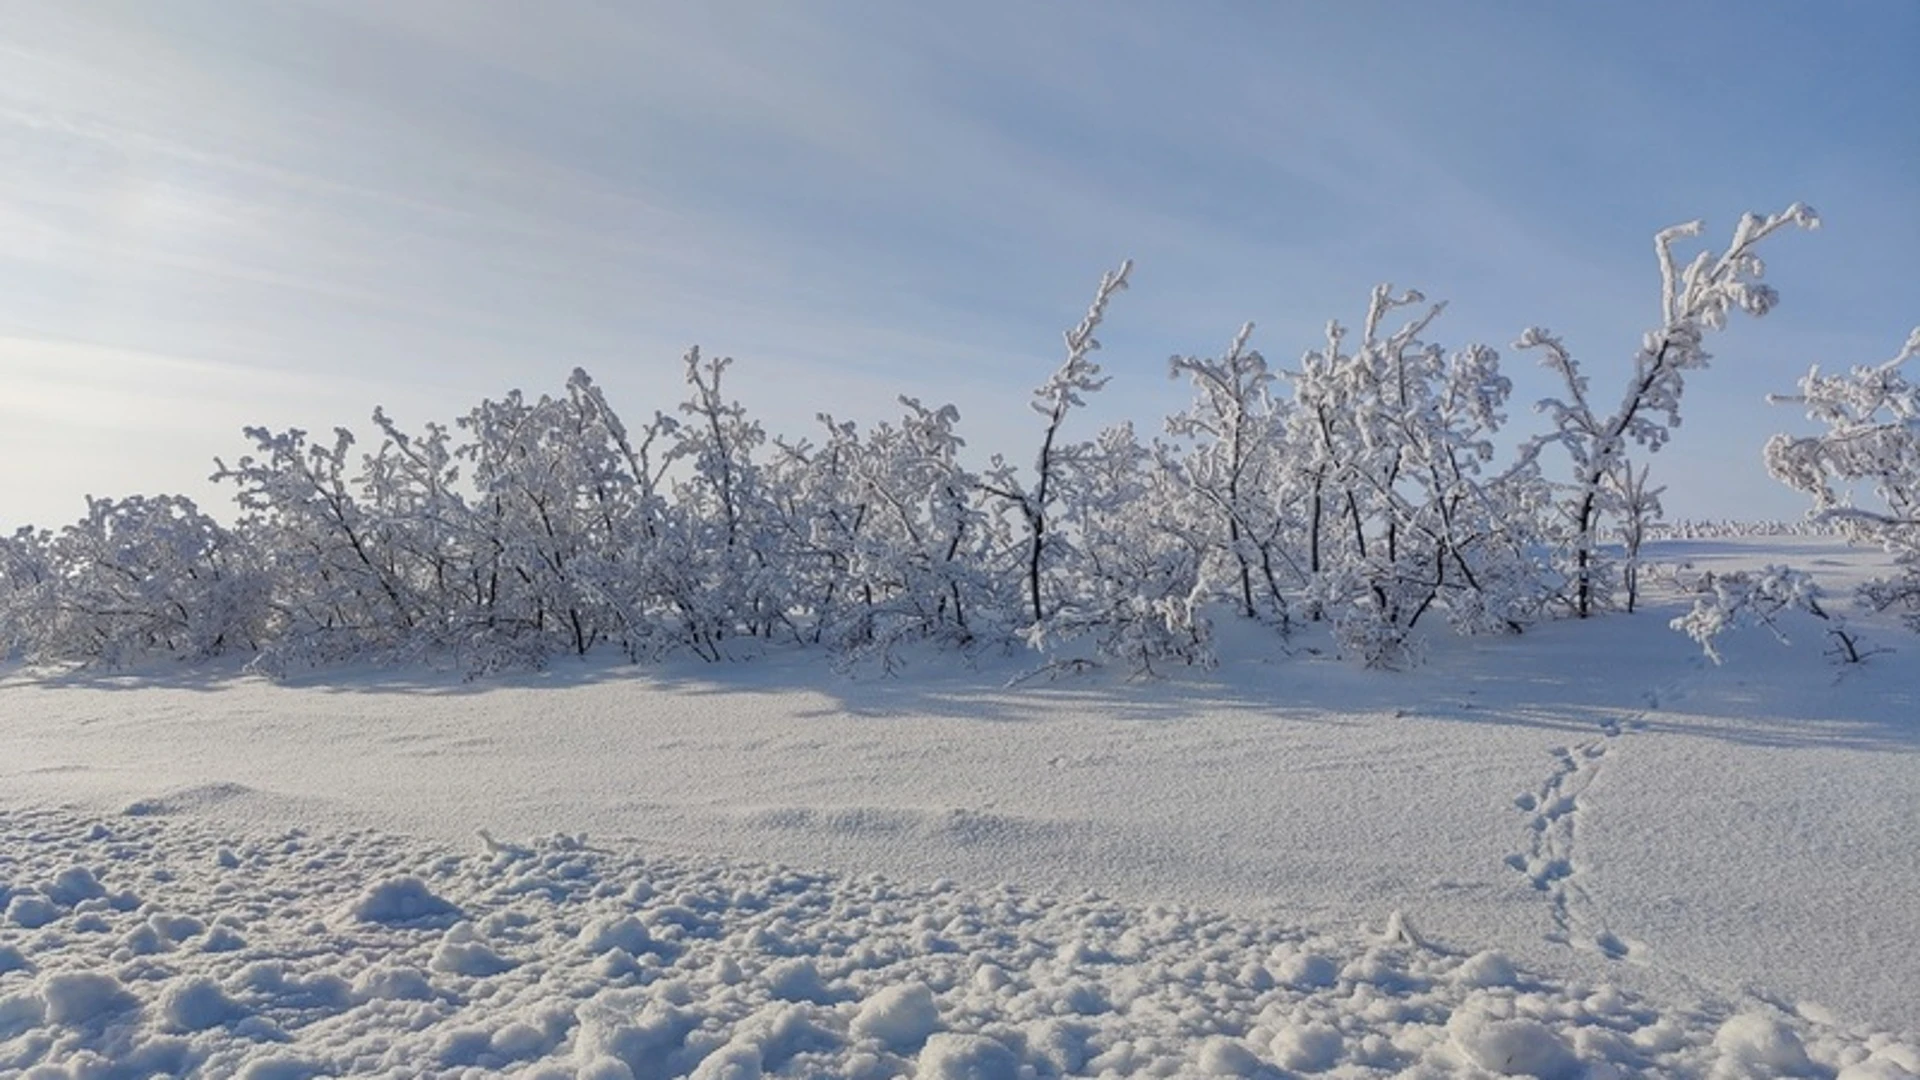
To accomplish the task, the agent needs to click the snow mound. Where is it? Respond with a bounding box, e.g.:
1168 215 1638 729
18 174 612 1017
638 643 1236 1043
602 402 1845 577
1273 948 1340 989
158 975 246 1031
0 804 1911 1079
430 924 516 976
1448 1000 1582 1079
41 971 140 1027
45 865 105 905
1272 1021 1343 1071
123 781 260 817
5 893 60 929
0 944 31 975
1456 949 1520 989
346 875 463 926
1193 1036 1264 1075
577 913 657 956
1839 1061 1920 1080
852 981 940 1050
916 1032 1020 1080
1715 1012 1814 1076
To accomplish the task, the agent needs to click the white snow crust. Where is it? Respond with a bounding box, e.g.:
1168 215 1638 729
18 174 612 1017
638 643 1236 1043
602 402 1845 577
1 537 1916 1077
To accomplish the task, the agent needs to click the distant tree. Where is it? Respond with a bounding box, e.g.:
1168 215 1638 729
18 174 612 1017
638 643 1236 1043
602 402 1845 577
764 413 872 649
1610 461 1664 614
1 207 1836 676
456 369 660 662
361 406 466 638
0 526 55 661
768 396 1003 665
863 396 1002 646
664 349 775 657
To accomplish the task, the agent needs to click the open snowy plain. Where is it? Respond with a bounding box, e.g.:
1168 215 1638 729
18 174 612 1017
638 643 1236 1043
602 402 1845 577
2 536 1915 1078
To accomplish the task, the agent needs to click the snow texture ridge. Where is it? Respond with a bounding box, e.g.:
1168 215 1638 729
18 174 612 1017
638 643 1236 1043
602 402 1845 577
1 805 1915 1079
2 537 1916 1074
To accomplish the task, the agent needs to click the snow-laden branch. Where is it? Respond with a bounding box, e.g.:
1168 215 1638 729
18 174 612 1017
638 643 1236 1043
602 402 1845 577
1517 204 1819 617
1766 326 1920 631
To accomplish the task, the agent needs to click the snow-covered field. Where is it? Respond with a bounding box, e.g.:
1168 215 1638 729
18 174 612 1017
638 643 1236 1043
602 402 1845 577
2 537 1916 1078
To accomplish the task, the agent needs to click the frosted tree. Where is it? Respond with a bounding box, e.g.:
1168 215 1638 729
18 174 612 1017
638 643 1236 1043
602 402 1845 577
867 397 1002 645
12 496 264 666
1766 326 1920 630
1282 286 1456 636
659 349 777 657
764 416 863 647
1609 461 1664 614
1055 423 1213 673
981 259 1132 629
214 425 422 668
358 407 471 647
0 527 54 661
1519 203 1820 617
795 396 1003 662
454 369 663 663
1375 322 1548 639
1 210 1843 676
1282 286 1546 664
1164 323 1300 627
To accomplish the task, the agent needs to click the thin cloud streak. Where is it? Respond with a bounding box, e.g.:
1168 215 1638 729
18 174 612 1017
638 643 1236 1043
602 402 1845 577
1 2 1913 527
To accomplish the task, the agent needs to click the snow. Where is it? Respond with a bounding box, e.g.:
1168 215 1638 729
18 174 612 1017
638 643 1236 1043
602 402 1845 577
1713 1012 1815 1077
850 981 939 1051
578 914 661 958
914 1033 1020 1080
158 975 246 1032
1271 1019 1344 1071
346 877 462 927
1447 1003 1581 1078
1455 950 1519 990
0 535 1916 1076
5 894 60 930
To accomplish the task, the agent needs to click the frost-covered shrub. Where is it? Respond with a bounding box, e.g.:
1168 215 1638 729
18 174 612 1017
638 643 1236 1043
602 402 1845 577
0 526 55 660
5 205 1833 675
656 350 780 658
2 495 263 666
1670 565 1869 664
213 425 423 670
979 259 1133 630
1048 424 1214 674
1164 322 1296 628
1276 286 1550 664
1520 204 1820 617
768 397 1008 668
455 368 672 663
1767 327 1920 631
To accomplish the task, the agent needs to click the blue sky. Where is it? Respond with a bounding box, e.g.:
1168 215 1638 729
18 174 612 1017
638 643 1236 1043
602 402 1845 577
3 1 1915 528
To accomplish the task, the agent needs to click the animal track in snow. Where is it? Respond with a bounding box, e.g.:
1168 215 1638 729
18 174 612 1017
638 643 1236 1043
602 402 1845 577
1506 727 1651 963
1505 664 1707 962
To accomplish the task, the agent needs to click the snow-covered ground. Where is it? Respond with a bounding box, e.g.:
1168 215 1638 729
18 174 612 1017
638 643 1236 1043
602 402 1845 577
2 537 1916 1078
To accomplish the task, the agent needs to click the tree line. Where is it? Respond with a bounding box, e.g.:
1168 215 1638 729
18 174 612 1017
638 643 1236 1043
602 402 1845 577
4 205 1912 675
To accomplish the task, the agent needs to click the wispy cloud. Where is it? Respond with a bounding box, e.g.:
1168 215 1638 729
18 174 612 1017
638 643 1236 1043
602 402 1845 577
1 1 1912 526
